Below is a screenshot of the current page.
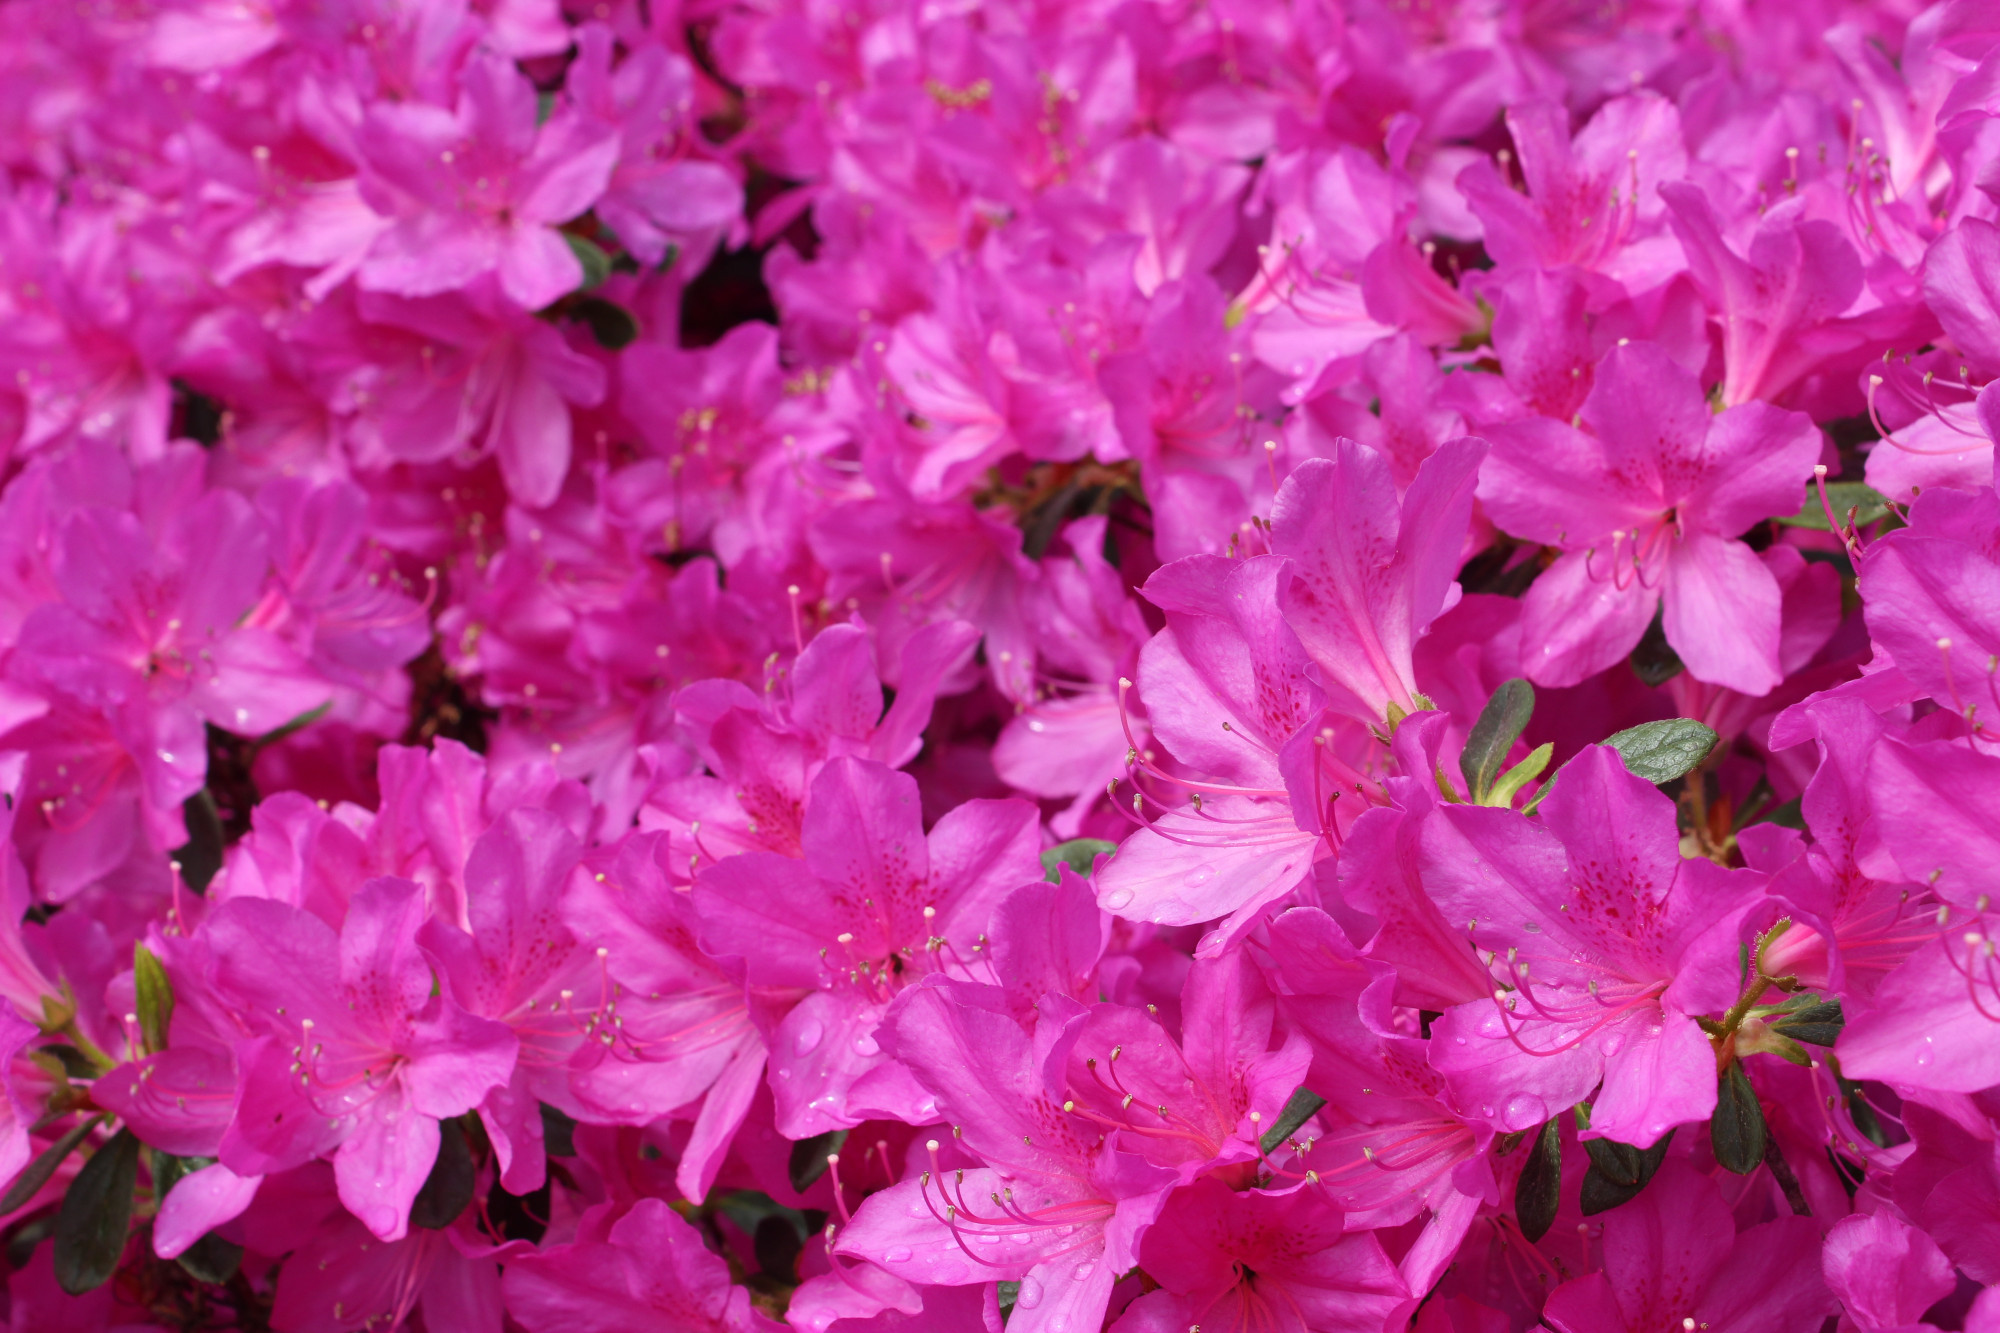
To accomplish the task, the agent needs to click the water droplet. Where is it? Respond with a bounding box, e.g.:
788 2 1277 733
1017 1278 1045 1309
1523 921 1541 933
1504 1094 1547 1125
1481 1105 1496 1117
885 1247 913 1263
794 1020 824 1055
1454 1036 1467 1045
1182 865 1216 888
853 1031 880 1057
1103 888 1135 911
1602 1034 1623 1055
1072 1260 1096 1280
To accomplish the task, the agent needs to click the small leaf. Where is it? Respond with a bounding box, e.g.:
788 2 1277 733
172 791 225 894
410 1119 475 1229
133 945 174 1056
1603 719 1719 784
788 1128 849 1194
1777 481 1890 531
576 296 639 350
254 699 332 749
1578 1128 1673 1216
1514 1118 1561 1243
1041 839 1118 883
1460 679 1535 803
1771 999 1843 1047
997 1280 1022 1314
53 1128 140 1294
0 1116 103 1215
1712 1063 1767 1174
754 1213 803 1280
1485 742 1553 808
176 1231 244 1285
564 234 613 292
539 1104 577 1158
1581 1136 1644 1188
1628 613 1684 688
1260 1087 1327 1155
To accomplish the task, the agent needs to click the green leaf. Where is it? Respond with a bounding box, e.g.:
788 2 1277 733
788 1129 849 1194
1712 1063 1767 1175
175 1230 244 1285
172 790 226 894
0 1116 104 1215
53 1128 140 1294
564 234 613 292
1514 1118 1562 1243
997 1280 1021 1314
1260 1086 1328 1155
1771 999 1843 1047
754 1212 804 1280
1459 679 1535 803
254 699 332 749
1041 839 1117 883
133 945 174 1056
1603 719 1719 784
1485 742 1552 809
539 1103 577 1158
1577 1125 1674 1216
410 1118 475 1229
1777 481 1890 531
576 295 639 350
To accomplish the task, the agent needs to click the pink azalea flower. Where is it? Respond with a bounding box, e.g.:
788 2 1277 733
1479 341 1823 694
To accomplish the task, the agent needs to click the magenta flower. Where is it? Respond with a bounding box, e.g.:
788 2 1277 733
209 878 518 1240
1422 746 1763 1146
358 50 619 311
692 757 1041 1137
1479 341 1823 694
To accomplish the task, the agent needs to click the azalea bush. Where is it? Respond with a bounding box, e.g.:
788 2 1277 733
0 0 1995 1330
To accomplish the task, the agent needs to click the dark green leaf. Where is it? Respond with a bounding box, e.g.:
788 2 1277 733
1628 614 1685 688
53 1128 140 1294
1771 1000 1843 1047
576 296 639 350
133 945 174 1056
0 1116 103 1215
754 1212 803 1280
788 1129 849 1194
1712 1063 1767 1174
172 790 225 894
713 1190 813 1247
1459 679 1534 802
410 1119 474 1229
1603 719 1719 784
564 234 613 292
539 1103 577 1157
254 700 332 749
1041 839 1117 883
1754 797 1806 831
1579 1128 1673 1216
1581 1135 1644 1188
1260 1087 1328 1155
1514 1118 1561 1243
175 1231 243 1285
1777 481 1890 531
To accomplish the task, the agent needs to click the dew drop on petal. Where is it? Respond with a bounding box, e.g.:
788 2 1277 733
794 1020 824 1055
1016 1277 1044 1309
1103 888 1135 911
885 1247 913 1263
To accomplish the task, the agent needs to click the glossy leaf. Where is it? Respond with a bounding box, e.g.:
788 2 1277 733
410 1118 475 1229
133 945 174 1056
1460 678 1534 802
788 1128 849 1194
1260 1086 1328 1155
53 1129 140 1294
1712 1063 1768 1174
1041 839 1117 882
1770 999 1843 1047
1603 719 1720 784
1514 1118 1561 1243
0 1116 104 1216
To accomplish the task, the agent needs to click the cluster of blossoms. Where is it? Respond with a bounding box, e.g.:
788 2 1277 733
0 0 1998 1330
